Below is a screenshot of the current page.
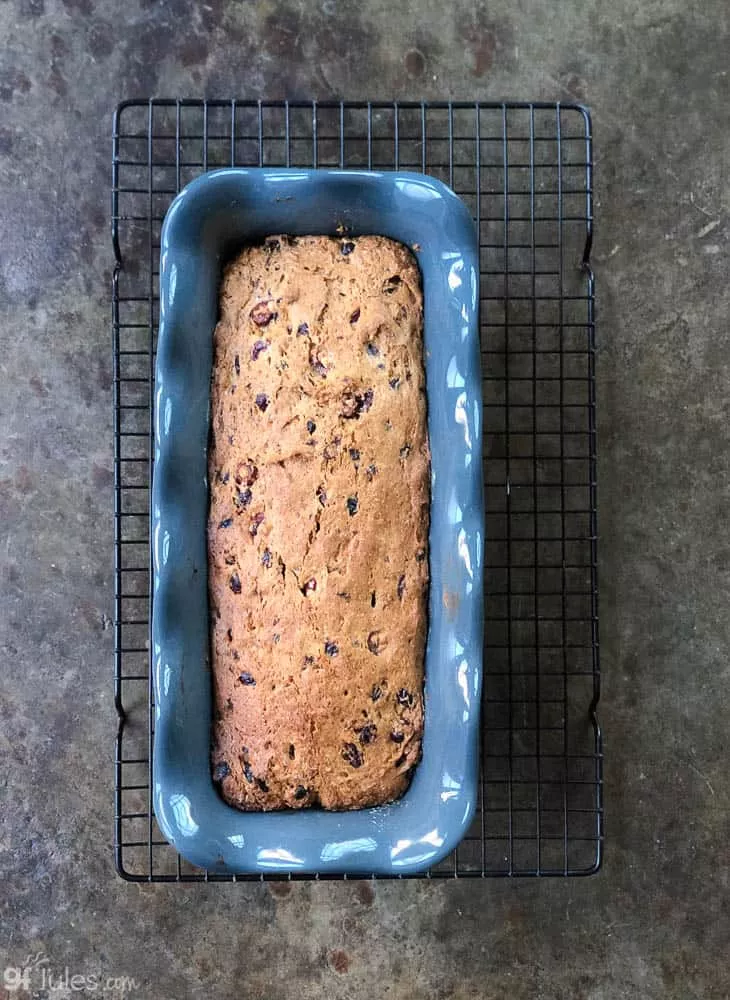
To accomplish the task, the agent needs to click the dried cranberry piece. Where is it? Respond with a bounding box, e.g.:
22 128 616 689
342 742 363 767
357 723 377 745
366 631 381 655
234 488 252 510
213 761 230 782
396 688 415 708
250 302 277 327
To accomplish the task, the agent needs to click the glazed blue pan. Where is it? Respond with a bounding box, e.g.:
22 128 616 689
152 168 483 875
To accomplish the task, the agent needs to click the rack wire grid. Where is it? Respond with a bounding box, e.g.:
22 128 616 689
112 99 602 881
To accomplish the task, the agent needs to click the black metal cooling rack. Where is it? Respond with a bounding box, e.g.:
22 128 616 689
112 100 602 881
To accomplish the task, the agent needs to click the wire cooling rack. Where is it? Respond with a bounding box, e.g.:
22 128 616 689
112 100 602 880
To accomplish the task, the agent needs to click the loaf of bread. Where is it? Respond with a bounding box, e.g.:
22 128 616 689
208 235 429 811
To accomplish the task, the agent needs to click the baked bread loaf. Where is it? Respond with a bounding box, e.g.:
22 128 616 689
208 235 429 811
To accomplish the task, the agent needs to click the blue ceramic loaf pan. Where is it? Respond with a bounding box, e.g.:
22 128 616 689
152 168 483 875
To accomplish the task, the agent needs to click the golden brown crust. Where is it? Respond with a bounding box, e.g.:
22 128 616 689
208 235 429 810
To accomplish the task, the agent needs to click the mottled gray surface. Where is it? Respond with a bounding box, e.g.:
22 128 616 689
1 0 729 998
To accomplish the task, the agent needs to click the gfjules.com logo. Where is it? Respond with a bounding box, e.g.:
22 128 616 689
3 951 140 995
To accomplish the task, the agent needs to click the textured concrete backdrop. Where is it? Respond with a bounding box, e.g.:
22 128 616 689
1 1 729 998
